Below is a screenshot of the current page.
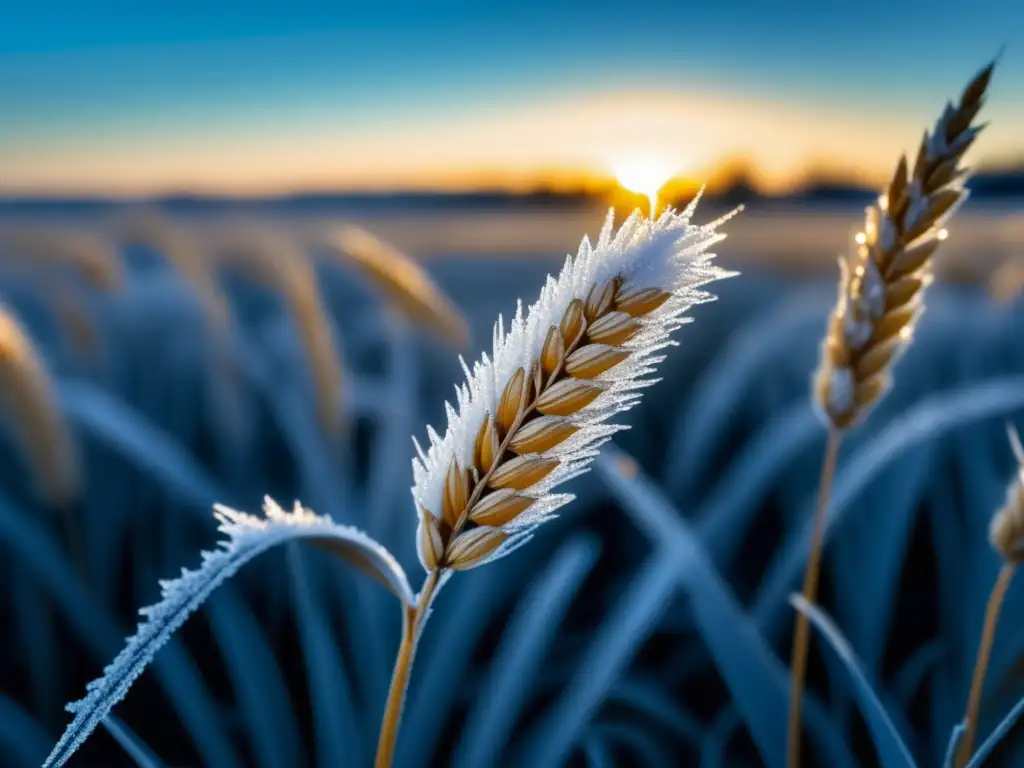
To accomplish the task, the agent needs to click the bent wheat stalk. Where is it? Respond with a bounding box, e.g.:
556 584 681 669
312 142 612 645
955 425 1024 766
374 199 737 767
0 305 80 509
316 226 470 349
788 60 995 768
0 227 124 292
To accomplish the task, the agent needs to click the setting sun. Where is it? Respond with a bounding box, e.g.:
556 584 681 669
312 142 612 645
612 156 675 216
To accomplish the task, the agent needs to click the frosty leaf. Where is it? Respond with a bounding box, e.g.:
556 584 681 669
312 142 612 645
44 496 414 768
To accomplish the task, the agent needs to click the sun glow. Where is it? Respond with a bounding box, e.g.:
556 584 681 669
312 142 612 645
612 157 675 217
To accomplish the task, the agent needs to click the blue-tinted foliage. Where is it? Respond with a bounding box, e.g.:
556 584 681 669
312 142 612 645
0 218 1023 767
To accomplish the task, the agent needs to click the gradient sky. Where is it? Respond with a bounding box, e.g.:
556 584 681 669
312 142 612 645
1 1 1021 195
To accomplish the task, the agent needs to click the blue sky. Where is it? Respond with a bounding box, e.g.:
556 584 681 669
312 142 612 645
1 1 1020 194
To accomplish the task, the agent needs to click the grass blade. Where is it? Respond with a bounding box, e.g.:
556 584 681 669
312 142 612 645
789 595 917 768
101 714 167 768
455 535 600 765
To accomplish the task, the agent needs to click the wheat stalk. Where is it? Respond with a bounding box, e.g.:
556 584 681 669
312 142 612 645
211 226 346 436
788 60 996 768
0 227 124 292
0 305 80 509
953 425 1024 766
373 198 738 767
316 226 470 349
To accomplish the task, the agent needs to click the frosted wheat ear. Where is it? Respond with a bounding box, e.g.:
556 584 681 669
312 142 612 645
374 198 738 767
787 59 996 768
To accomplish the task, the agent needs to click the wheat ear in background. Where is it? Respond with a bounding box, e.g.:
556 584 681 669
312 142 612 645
211 226 347 437
0 306 80 509
787 60 995 768
317 226 471 349
954 426 1024 766
0 228 124 293
373 198 738 768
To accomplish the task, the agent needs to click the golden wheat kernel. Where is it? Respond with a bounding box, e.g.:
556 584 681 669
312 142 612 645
559 299 585 344
508 415 579 454
587 311 641 346
615 287 672 317
468 489 534 527
885 276 924 310
854 338 901 381
541 326 564 374
532 360 544 396
925 158 960 193
496 368 527 432
854 376 887 408
584 278 617 321
442 458 470 527
867 306 918 347
477 416 501 473
418 505 444 570
487 454 559 490
564 344 630 379
446 527 509 571
535 377 604 416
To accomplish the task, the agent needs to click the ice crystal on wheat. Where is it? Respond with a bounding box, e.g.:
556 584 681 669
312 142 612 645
410 198 738 574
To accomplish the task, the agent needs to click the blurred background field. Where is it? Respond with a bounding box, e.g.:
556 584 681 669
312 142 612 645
3 3 1024 767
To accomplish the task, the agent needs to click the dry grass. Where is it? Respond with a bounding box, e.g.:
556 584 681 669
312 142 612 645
316 227 470 349
989 257 1024 303
211 225 346 437
115 211 232 331
0 306 80 509
0 227 124 293
789 60 996 768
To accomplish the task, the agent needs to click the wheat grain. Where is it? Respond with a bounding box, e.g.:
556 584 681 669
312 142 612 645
0 306 80 508
317 226 470 348
374 198 738 768
0 227 124 292
211 226 346 436
789 60 996 768
814 62 993 430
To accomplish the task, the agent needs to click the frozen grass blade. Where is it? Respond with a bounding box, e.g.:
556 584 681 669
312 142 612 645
44 497 413 767
101 714 166 768
755 374 1024 637
57 380 225 510
945 723 967 768
594 446 852 768
207 589 304 768
0 692 52 766
286 545 361 767
455 535 600 765
789 595 917 768
964 693 1024 768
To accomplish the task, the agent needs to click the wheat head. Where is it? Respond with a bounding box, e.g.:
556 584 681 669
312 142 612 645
0 227 124 293
318 226 470 349
814 62 994 429
989 425 1024 563
212 226 346 436
411 199 736 577
116 212 233 331
0 306 80 508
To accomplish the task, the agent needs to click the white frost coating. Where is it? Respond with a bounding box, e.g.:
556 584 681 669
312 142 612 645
410 200 738 571
44 497 413 768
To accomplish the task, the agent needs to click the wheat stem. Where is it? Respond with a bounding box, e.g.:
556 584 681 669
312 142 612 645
787 427 842 768
375 570 440 768
956 562 1016 766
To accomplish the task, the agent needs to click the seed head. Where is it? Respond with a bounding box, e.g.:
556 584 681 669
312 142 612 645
411 198 737 574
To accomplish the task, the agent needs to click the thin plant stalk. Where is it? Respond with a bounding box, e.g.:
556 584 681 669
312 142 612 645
956 563 1017 766
375 572 439 768
787 427 842 768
